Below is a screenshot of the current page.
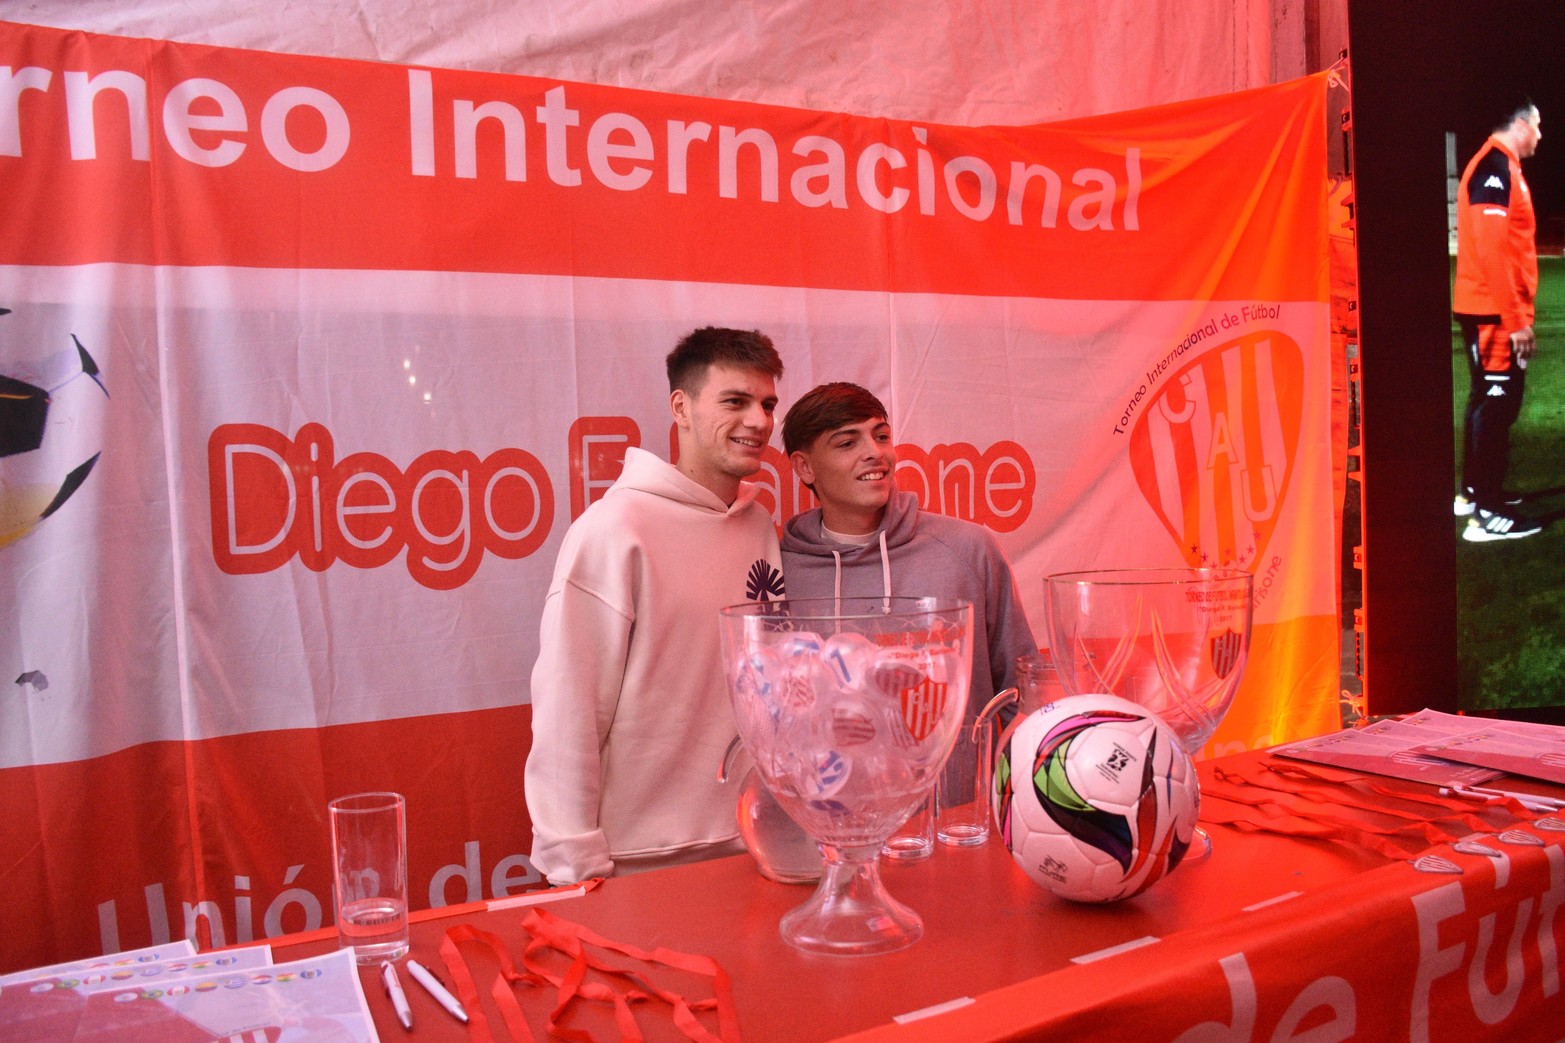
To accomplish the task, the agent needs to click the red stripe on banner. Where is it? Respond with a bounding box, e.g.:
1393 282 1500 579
0 705 537 975
0 24 1327 302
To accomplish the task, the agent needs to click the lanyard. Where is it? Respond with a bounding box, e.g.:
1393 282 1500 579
438 903 739 1043
1200 757 1539 860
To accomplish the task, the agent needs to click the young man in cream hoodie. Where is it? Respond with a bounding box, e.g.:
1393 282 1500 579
780 382 1035 716
525 328 786 885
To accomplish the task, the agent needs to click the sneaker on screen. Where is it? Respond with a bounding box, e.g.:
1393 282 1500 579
1462 509 1543 542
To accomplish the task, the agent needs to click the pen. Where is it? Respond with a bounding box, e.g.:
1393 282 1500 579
1459 785 1565 809
1440 785 1557 813
381 960 413 1031
407 958 470 1024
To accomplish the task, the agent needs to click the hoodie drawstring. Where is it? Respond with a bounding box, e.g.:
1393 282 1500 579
831 549 843 617
826 529 893 613
878 530 892 610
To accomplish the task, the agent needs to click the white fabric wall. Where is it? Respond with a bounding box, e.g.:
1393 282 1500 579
11 0 1314 122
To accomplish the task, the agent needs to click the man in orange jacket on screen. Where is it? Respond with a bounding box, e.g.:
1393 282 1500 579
1453 95 1544 541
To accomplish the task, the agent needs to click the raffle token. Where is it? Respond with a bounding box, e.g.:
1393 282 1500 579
745 651 781 698
869 647 928 695
821 633 877 691
779 659 819 712
1411 854 1462 874
1498 829 1544 847
805 749 851 798
781 632 824 658
831 704 878 746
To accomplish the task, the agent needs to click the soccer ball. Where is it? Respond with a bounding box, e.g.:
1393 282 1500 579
995 693 1199 902
0 309 109 549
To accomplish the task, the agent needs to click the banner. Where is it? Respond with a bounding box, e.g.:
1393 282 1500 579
842 835 1565 1042
0 22 1340 971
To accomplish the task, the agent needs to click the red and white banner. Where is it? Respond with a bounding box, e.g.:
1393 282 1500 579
0 21 1341 971
844 834 1565 1042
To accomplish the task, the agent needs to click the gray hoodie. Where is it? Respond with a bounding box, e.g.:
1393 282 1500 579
781 490 1037 715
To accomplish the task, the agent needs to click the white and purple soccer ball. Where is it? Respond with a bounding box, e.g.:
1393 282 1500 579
995 693 1199 903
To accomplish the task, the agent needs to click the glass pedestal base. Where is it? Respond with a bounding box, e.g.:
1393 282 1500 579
779 845 922 956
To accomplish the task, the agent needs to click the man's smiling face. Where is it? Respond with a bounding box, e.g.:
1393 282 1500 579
671 362 779 500
791 415 895 534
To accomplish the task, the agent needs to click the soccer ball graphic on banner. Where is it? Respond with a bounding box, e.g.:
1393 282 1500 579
0 309 109 549
996 693 1199 903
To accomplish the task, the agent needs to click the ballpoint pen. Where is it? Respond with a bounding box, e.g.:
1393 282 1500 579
1440 785 1559 813
407 958 470 1024
382 960 413 1031
1458 784 1565 809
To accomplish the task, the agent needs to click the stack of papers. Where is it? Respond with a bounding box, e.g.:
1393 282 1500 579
0 940 380 1042
1273 708 1565 787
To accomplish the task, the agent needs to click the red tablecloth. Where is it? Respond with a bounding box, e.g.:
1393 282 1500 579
272 750 1565 1041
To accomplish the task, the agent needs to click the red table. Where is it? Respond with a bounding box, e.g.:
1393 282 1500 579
273 751 1565 1041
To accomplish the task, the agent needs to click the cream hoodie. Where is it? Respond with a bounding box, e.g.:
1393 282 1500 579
525 447 784 884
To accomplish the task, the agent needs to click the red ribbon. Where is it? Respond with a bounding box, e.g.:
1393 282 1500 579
1200 757 1533 860
438 903 739 1043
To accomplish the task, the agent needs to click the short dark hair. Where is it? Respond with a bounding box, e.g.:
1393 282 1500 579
782 382 888 456
665 327 783 394
1496 94 1539 133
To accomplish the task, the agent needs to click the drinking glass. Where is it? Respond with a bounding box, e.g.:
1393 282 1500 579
1014 651 1068 713
934 712 992 846
720 596 972 955
328 791 409 963
881 794 934 861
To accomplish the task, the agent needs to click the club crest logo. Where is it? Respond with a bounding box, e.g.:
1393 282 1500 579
831 706 878 746
900 679 948 742
1129 329 1304 568
1210 628 1245 679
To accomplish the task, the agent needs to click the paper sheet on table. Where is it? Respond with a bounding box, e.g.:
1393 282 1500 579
0 948 273 1040
1408 717 1565 784
1272 710 1505 785
0 941 197 987
71 948 378 1042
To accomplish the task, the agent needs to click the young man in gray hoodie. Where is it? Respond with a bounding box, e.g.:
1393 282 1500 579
780 382 1037 715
